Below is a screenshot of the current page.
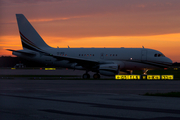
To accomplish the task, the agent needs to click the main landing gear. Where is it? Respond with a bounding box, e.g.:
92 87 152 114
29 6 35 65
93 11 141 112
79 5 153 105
82 73 90 79
82 73 100 79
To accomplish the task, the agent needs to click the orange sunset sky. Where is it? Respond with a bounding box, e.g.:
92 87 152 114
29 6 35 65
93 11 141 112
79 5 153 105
0 0 180 62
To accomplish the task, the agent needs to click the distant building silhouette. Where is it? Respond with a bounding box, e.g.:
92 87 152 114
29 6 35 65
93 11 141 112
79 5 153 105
172 62 180 68
0 56 46 67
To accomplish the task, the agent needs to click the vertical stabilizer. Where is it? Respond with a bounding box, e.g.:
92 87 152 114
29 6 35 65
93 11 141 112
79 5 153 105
16 14 50 51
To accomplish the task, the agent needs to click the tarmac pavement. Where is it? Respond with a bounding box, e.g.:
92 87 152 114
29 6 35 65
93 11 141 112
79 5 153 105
0 69 180 120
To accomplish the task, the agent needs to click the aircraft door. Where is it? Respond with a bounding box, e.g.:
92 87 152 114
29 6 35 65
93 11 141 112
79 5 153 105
141 50 147 61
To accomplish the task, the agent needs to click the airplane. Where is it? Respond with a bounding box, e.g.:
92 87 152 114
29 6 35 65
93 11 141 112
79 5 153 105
7 14 173 79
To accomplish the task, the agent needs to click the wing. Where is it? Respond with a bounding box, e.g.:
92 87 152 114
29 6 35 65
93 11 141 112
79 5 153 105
47 54 110 69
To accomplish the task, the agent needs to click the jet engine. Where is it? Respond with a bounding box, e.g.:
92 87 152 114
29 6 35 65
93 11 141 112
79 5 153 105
99 64 120 76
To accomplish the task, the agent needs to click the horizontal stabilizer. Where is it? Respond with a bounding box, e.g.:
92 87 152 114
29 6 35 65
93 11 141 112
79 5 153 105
6 49 36 56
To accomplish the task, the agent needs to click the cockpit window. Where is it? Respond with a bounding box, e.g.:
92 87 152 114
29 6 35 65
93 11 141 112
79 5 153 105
161 54 165 57
154 53 165 57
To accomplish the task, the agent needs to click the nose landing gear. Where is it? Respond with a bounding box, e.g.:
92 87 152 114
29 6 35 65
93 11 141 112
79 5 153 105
143 69 148 75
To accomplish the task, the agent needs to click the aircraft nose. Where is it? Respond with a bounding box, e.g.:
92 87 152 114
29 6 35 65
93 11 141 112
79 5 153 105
165 57 173 66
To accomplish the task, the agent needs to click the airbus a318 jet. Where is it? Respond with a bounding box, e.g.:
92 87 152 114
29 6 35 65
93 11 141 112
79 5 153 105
7 14 172 79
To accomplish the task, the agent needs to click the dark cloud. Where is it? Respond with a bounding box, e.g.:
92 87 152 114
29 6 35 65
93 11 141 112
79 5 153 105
1 0 62 4
2 0 180 14
1 0 180 18
0 0 180 37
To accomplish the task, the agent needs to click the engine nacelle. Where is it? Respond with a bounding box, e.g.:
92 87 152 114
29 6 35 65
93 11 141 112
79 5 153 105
99 64 120 76
71 63 84 70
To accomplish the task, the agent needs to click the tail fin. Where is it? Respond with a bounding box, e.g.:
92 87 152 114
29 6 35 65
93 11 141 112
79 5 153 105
16 14 51 51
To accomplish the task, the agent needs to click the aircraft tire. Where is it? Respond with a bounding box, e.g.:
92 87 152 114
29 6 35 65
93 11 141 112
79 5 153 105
82 73 90 79
93 74 100 79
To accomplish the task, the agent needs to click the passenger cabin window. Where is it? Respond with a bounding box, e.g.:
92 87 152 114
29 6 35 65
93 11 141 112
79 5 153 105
78 54 118 57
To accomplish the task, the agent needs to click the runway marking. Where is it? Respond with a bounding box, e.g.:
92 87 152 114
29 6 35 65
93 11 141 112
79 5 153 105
1 94 180 115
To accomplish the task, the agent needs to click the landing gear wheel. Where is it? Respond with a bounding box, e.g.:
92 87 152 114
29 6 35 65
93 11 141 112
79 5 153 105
93 74 100 79
82 73 90 79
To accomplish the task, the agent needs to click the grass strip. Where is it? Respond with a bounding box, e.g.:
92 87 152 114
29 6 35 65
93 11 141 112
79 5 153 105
0 75 80 77
133 69 180 79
